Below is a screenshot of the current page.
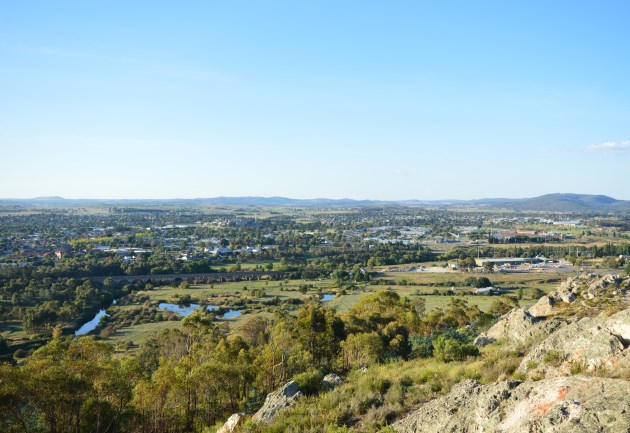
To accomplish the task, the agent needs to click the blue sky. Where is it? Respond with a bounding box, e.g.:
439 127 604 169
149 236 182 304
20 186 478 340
1 1 629 200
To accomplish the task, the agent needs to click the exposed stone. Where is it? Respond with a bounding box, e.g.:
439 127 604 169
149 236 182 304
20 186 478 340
216 413 244 433
475 308 566 347
321 373 343 390
582 274 627 300
606 308 630 346
518 310 628 377
528 295 555 318
528 274 630 318
473 335 496 347
394 377 630 433
252 381 302 424
480 308 537 345
397 276 630 432
556 277 579 303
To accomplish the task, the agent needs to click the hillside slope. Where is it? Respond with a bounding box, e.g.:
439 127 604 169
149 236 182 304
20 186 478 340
394 274 630 433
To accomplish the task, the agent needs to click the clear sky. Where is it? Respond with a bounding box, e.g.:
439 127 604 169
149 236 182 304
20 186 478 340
1 1 629 200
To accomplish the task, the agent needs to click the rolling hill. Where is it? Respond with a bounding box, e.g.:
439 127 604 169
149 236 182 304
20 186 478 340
1 193 629 212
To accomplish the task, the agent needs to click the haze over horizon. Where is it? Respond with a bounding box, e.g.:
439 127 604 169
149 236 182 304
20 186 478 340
1 1 629 200
1 192 626 205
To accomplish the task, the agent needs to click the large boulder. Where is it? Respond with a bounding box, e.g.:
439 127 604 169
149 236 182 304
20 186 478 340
394 376 630 433
528 295 555 318
252 381 302 424
216 413 244 433
604 307 630 346
482 308 537 343
518 309 629 377
475 308 566 347
321 373 343 390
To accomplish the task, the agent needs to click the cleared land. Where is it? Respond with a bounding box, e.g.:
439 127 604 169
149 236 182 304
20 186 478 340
100 269 561 348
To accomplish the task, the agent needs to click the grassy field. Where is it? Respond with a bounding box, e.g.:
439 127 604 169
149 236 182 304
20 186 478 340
93 271 560 350
102 279 337 348
373 269 573 291
326 287 540 314
104 320 182 348
0 320 28 340
2 269 563 353
136 279 336 303
0 320 36 348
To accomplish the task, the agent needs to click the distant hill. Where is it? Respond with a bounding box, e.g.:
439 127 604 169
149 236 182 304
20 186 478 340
192 196 384 207
32 196 65 201
1 193 629 212
497 193 628 211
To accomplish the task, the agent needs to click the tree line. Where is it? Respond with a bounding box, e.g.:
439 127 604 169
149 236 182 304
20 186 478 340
0 291 506 433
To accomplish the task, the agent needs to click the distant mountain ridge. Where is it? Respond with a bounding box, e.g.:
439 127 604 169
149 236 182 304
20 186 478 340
499 193 624 211
1 193 629 212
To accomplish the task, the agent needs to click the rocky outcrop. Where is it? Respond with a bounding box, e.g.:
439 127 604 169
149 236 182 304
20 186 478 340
475 308 566 347
528 295 555 318
252 381 302 424
216 413 244 433
321 373 343 390
607 308 630 346
528 274 630 318
519 308 630 377
394 376 630 433
481 308 537 344
241 375 344 426
397 275 630 432
584 273 628 299
556 276 579 303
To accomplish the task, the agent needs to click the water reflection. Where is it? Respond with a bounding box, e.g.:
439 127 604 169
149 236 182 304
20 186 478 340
75 309 109 335
158 303 242 318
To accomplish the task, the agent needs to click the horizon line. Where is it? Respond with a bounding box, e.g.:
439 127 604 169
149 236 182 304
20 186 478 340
0 192 624 202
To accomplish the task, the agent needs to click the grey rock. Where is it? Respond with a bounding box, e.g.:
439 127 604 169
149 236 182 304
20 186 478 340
606 308 630 346
481 308 537 344
528 295 555 318
473 335 496 347
476 308 566 347
518 309 628 377
252 381 302 424
217 413 244 433
528 274 630 318
321 373 343 389
394 377 630 433
556 277 579 303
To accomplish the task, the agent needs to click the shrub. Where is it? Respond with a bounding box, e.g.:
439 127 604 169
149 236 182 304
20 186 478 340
409 336 433 358
542 350 564 366
569 358 587 375
327 426 355 433
417 369 434 383
489 297 518 316
341 332 384 368
511 371 526 381
294 369 324 396
480 349 524 382
525 359 538 370
591 362 610 377
399 375 413 387
532 288 546 299
432 336 479 362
